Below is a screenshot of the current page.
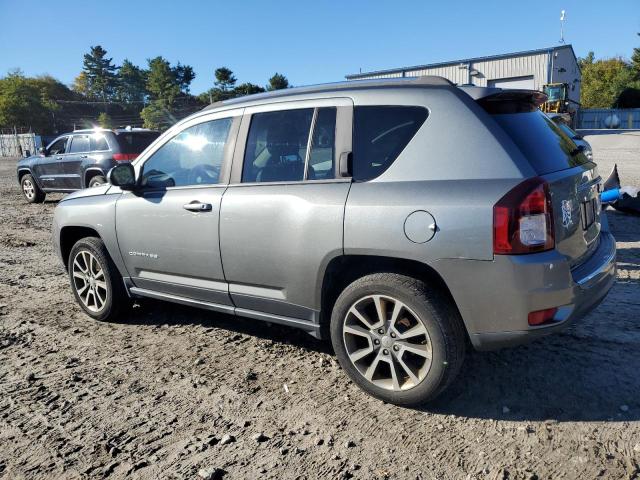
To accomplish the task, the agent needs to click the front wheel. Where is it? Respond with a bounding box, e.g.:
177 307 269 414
330 273 466 407
68 237 129 321
20 174 45 203
88 175 107 188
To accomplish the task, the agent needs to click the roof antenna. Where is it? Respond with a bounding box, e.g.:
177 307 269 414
559 10 566 44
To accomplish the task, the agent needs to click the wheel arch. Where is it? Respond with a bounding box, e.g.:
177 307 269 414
83 167 107 188
319 255 467 337
59 226 102 271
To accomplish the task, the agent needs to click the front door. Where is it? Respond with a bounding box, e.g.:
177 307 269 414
32 136 69 190
65 134 90 189
220 100 353 323
115 113 240 308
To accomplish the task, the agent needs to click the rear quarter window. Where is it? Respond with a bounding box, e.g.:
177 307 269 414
116 132 160 154
352 106 428 181
491 110 591 175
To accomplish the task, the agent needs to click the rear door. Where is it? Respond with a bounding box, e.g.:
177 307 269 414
219 99 353 323
32 136 70 190
489 106 600 267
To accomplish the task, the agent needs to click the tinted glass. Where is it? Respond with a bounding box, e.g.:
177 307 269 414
69 135 90 153
352 106 428 181
308 107 336 180
492 111 590 175
242 109 314 183
116 132 160 154
48 137 68 155
90 133 109 151
141 118 232 188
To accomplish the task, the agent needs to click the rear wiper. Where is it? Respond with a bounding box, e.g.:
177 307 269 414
570 145 585 157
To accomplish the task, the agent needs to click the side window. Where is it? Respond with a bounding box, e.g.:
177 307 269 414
242 109 314 183
90 133 109 151
47 137 68 155
352 106 428 181
69 135 90 153
307 107 337 180
141 118 232 188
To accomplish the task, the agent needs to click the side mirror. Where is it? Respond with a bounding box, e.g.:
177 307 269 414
38 147 46 156
108 163 137 191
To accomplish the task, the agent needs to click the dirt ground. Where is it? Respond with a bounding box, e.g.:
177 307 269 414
1 133 639 480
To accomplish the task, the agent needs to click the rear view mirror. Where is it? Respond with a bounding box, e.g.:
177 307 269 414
108 163 137 190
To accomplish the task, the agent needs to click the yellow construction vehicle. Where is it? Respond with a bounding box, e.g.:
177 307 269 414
541 83 579 124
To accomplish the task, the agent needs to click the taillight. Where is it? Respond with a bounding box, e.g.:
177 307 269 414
493 177 554 254
113 153 138 161
528 307 558 326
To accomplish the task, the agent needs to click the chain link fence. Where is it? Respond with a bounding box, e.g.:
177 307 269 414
0 130 42 157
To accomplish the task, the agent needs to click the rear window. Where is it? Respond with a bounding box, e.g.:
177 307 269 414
490 110 591 175
352 106 428 181
115 132 160 154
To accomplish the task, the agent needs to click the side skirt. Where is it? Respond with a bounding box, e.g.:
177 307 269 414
127 284 322 339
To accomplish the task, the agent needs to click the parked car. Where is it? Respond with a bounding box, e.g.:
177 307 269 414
548 113 593 161
16 128 160 203
52 78 616 406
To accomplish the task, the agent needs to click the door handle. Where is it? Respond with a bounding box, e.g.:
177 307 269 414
183 202 212 212
56 156 63 160
79 155 88 159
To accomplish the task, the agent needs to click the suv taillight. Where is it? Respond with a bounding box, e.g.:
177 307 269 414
113 153 138 161
493 177 554 254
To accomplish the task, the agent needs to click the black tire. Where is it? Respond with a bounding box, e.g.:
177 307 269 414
330 273 466 407
68 237 130 321
88 175 107 188
20 174 45 203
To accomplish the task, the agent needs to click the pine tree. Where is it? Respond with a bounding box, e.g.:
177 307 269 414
82 45 117 102
631 33 640 79
267 73 289 91
115 59 148 103
214 67 236 92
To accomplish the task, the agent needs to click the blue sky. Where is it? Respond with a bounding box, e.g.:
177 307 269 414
0 0 638 94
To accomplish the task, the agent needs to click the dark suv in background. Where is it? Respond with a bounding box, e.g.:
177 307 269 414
16 128 160 203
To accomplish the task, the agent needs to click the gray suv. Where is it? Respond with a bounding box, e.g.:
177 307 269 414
52 78 616 406
17 128 159 203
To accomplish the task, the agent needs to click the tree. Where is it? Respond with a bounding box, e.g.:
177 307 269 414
82 45 118 102
140 100 173 130
72 72 91 97
146 56 180 105
580 56 636 108
115 59 148 103
578 51 595 70
267 73 289 91
98 112 113 128
0 70 51 132
632 33 640 79
214 67 236 92
173 63 195 94
233 83 265 97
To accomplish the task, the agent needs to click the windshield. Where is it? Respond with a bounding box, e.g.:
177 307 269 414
544 85 564 102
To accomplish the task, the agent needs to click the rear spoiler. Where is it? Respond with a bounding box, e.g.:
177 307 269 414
458 86 548 114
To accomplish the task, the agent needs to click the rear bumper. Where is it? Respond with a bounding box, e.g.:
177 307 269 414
434 228 616 351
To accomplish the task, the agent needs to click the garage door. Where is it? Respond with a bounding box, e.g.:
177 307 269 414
487 76 535 90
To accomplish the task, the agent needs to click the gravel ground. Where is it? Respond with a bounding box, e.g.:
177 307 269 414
1 134 639 480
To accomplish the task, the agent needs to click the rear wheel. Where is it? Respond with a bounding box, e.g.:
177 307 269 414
88 175 107 188
330 273 466 406
68 237 129 321
20 174 45 203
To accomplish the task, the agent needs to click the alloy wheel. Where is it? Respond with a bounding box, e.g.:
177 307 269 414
22 179 35 199
342 294 432 391
72 250 108 312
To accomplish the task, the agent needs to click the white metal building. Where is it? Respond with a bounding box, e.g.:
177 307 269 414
346 45 581 105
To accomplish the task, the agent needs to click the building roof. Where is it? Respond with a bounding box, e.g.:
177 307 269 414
346 44 578 80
